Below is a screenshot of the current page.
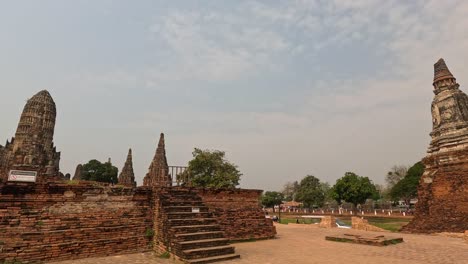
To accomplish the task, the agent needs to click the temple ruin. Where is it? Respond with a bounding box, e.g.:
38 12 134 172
143 133 172 187
404 59 468 233
72 164 83 180
118 148 137 187
0 90 275 263
0 90 61 182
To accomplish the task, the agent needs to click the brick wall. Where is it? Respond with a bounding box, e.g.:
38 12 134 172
351 217 388 232
194 188 276 240
404 149 468 233
0 182 153 263
0 184 275 263
319 216 336 228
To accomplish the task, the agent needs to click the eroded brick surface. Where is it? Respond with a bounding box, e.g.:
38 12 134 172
0 182 153 263
194 188 276 240
405 59 468 233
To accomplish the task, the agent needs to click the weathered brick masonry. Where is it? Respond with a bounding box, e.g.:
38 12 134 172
194 188 276 240
0 182 153 263
0 184 275 263
404 59 468 233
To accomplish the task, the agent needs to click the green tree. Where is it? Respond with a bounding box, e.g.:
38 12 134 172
261 191 284 212
295 175 325 208
81 159 118 183
331 172 378 208
390 161 424 205
180 148 241 188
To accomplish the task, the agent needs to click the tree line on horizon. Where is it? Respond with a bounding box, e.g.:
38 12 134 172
261 161 424 211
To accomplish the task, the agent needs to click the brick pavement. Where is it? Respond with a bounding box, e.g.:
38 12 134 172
54 224 468 264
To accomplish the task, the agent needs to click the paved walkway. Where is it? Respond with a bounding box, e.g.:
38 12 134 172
55 224 468 264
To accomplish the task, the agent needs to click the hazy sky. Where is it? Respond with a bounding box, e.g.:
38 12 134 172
1 0 467 191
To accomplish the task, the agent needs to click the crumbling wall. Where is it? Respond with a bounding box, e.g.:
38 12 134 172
351 217 388 232
194 188 276 240
319 216 336 228
404 149 468 233
0 182 153 263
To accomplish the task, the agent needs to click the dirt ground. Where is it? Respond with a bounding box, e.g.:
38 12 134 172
54 224 468 264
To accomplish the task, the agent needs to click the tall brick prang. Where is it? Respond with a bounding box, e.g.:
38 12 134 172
143 133 171 187
0 90 61 182
118 148 137 187
404 59 468 233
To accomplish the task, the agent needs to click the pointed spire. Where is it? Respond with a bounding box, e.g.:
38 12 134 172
118 148 136 187
127 148 133 162
158 133 165 147
434 58 455 84
143 133 171 187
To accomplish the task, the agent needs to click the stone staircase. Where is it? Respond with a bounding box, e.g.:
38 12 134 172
160 188 240 263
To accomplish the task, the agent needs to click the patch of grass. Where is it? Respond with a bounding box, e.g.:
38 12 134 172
337 216 410 232
36 221 44 227
2 260 23 264
159 251 170 259
145 228 155 238
278 218 320 225
65 180 80 185
369 222 408 232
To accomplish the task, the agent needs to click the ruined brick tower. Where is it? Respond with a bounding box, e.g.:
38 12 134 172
118 148 137 187
143 133 171 187
0 90 61 182
404 59 468 233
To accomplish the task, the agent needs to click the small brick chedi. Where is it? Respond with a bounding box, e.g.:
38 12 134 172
118 148 137 187
143 133 172 187
0 90 61 182
405 59 468 233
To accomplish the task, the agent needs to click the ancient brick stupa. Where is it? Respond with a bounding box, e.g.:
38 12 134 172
0 90 61 182
143 133 171 187
72 164 83 180
404 59 468 233
118 148 137 187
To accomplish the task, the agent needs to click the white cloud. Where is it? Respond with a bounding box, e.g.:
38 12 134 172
147 8 295 84
4 1 468 191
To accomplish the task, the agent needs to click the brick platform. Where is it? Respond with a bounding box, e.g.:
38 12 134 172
194 188 276 241
0 182 153 263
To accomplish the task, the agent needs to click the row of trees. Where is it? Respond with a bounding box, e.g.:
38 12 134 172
262 161 425 211
262 172 378 210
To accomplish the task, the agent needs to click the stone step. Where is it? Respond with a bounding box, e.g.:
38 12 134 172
171 225 221 233
177 238 229 250
183 245 236 259
174 231 225 241
169 218 218 226
186 253 240 264
166 206 210 213
167 212 212 219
